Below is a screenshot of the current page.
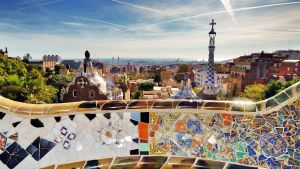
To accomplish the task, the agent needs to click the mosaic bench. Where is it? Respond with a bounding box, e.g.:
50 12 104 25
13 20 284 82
0 82 299 169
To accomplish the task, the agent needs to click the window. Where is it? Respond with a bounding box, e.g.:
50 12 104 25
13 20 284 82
89 90 95 98
73 90 78 97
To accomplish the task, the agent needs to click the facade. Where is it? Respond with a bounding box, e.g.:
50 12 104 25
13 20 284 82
275 50 300 60
143 86 178 99
195 69 228 92
61 51 111 102
278 60 300 76
161 69 177 87
161 69 173 82
42 55 61 70
61 60 81 69
230 52 287 91
61 76 108 102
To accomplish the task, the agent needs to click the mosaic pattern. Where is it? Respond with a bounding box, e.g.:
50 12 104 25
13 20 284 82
0 112 141 169
260 134 287 157
149 99 300 169
0 83 298 168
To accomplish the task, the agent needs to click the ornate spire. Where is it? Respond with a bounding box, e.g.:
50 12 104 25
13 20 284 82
201 19 218 100
83 50 91 73
209 19 216 35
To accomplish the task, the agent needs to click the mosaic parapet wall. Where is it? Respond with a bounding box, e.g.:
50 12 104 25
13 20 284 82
0 82 298 169
149 100 300 168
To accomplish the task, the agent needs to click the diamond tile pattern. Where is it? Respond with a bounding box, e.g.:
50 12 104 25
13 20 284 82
26 137 56 161
0 142 28 169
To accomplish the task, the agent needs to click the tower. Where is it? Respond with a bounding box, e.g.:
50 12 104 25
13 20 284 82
203 19 218 99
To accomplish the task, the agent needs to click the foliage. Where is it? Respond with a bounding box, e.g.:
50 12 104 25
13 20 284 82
0 54 58 103
131 90 142 99
118 82 129 93
22 53 31 63
240 84 266 101
216 93 227 100
45 67 55 77
27 85 58 104
264 80 284 99
264 77 300 99
215 64 227 73
0 86 29 102
148 65 162 83
137 82 155 91
54 64 66 75
46 75 74 89
174 64 191 82
0 54 27 77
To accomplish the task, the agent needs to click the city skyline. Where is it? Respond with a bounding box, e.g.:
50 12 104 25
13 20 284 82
0 0 299 60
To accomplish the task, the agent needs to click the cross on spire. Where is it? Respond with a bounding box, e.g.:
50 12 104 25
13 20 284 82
210 19 216 26
210 19 216 28
78 78 88 88
209 19 216 35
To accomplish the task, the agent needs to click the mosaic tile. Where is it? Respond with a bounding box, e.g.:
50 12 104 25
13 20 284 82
68 115 75 121
130 112 140 122
103 113 111 119
8 133 18 142
0 95 299 168
11 122 21 128
85 113 96 121
0 112 6 120
26 137 56 161
0 142 28 169
54 117 61 123
30 119 44 128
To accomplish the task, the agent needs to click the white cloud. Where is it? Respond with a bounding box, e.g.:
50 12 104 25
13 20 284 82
220 0 237 24
16 0 65 10
1 0 299 61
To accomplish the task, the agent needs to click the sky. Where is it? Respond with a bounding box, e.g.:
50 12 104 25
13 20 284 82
0 0 299 61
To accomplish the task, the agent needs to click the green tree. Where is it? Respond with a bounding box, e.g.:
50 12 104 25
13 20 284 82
6 75 24 86
0 86 29 102
22 53 32 63
27 85 58 103
137 82 155 91
263 77 300 99
131 90 142 99
45 67 54 77
217 93 227 100
174 64 191 82
264 80 284 99
240 84 266 101
0 54 59 103
46 75 74 89
147 65 162 83
54 64 66 75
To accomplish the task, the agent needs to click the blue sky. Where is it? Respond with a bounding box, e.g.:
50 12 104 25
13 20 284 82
0 0 299 60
